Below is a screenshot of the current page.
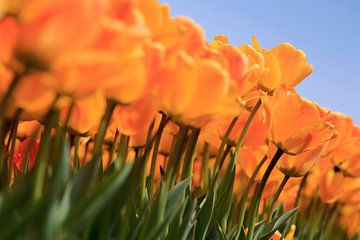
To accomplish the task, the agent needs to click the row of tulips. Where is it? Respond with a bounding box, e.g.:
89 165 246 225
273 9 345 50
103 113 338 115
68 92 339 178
0 0 359 239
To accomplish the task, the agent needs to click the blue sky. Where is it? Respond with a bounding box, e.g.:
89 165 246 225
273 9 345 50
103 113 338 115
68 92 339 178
161 0 360 124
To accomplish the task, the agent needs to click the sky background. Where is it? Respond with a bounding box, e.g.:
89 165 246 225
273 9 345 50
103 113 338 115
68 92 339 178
161 0 360 124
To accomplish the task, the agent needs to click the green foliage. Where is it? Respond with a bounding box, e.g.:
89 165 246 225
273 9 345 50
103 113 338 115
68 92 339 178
0 116 299 240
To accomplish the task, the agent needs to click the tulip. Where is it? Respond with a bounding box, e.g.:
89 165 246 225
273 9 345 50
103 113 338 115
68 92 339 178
157 52 230 127
10 73 56 120
13 138 39 173
60 90 106 135
111 94 157 147
272 142 326 177
263 86 336 155
271 43 314 88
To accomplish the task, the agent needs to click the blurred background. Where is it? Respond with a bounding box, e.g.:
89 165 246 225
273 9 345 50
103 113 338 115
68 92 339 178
162 0 360 124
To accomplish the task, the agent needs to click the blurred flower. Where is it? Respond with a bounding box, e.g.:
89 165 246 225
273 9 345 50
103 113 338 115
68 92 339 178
60 90 106 135
9 73 56 120
13 138 39 173
157 52 230 127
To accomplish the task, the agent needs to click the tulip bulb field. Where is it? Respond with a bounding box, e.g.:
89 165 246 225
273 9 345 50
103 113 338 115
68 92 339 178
0 0 359 239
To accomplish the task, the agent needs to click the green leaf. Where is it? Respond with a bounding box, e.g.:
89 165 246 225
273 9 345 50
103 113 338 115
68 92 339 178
176 198 197 240
70 160 96 205
253 222 265 240
195 189 216 240
215 220 227 240
260 207 298 239
150 177 192 239
166 177 192 213
65 164 133 230
213 160 236 231
42 183 72 239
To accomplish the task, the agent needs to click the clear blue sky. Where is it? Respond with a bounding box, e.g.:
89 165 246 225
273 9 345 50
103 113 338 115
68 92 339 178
161 0 360 124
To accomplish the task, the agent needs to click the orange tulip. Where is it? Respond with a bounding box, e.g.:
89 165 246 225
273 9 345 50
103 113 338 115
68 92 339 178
244 37 313 92
328 136 360 178
269 141 326 177
238 42 266 92
263 86 336 155
17 120 42 139
52 47 148 103
0 64 13 101
319 165 346 203
247 37 282 92
10 73 56 120
13 138 40 173
209 35 248 94
207 35 250 113
321 111 353 155
339 208 360 239
0 17 18 64
111 94 157 147
223 105 269 147
271 43 314 88
157 52 230 127
60 90 106 135
139 0 206 56
237 145 268 181
13 0 106 62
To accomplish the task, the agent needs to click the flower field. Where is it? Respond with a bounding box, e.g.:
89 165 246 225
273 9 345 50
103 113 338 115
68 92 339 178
0 0 359 239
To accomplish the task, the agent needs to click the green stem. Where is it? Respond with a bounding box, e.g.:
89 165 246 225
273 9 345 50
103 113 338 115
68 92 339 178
6 119 19 189
200 143 210 189
148 114 167 198
181 128 200 181
268 175 290 222
236 154 268 235
214 117 238 173
209 99 262 193
247 148 284 240
285 173 308 235
234 99 262 152
218 144 232 170
88 100 116 189
73 135 81 171
165 125 189 186
323 203 339 240
115 134 129 170
108 130 119 168
138 120 155 209
32 111 57 203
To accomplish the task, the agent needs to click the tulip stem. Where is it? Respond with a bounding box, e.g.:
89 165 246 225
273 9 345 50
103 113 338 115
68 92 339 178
210 99 262 193
214 116 238 172
247 147 283 240
148 114 168 198
116 134 129 170
6 118 19 189
285 173 308 234
218 144 232 170
88 100 116 190
235 99 262 152
268 174 290 222
236 154 268 236
200 142 210 189
32 110 57 203
166 125 189 186
181 127 200 181
138 120 155 209
73 135 81 171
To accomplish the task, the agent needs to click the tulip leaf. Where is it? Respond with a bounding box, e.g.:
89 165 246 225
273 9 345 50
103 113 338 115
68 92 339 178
195 189 216 240
65 164 133 230
260 207 298 239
